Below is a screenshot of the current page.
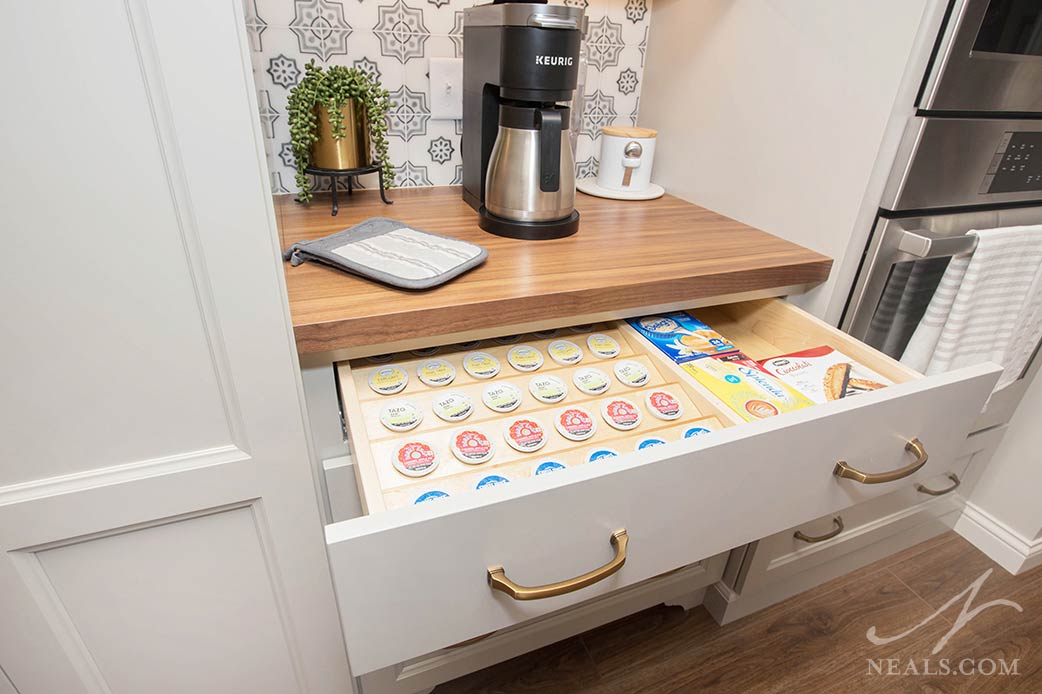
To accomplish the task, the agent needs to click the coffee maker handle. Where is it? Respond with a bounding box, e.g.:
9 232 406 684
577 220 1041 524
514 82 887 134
537 108 562 193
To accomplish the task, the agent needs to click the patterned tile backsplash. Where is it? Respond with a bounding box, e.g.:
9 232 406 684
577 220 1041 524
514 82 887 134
245 0 652 194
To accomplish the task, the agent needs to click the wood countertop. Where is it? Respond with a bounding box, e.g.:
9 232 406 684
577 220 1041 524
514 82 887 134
276 186 831 361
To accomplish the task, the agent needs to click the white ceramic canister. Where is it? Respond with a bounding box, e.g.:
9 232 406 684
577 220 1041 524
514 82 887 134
596 126 658 192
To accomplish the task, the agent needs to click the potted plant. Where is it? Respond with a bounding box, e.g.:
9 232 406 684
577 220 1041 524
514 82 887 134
287 60 394 202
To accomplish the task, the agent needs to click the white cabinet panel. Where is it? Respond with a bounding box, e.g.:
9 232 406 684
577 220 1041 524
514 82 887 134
34 507 298 694
0 1 351 692
0 0 231 485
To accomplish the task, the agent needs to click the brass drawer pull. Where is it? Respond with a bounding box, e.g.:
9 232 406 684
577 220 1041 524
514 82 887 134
794 516 844 544
833 438 928 485
488 529 628 601
916 473 961 496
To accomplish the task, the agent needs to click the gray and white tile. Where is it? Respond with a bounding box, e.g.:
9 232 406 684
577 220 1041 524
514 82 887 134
249 0 653 193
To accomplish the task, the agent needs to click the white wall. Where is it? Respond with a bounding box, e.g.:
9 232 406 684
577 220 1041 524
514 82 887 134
639 0 940 322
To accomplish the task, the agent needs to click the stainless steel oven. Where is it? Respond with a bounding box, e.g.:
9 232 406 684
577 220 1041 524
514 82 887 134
842 116 1042 431
921 0 1042 114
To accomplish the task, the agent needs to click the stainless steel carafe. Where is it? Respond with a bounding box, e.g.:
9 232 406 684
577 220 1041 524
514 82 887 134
485 104 575 224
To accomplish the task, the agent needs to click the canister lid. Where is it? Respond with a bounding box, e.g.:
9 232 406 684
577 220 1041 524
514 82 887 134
602 126 658 138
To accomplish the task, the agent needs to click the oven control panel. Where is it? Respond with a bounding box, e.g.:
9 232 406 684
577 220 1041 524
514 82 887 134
981 132 1042 194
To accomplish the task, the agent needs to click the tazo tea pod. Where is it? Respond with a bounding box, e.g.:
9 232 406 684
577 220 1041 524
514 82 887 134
587 333 621 359
572 366 611 395
503 417 547 453
410 346 441 357
366 353 395 363
417 358 456 387
532 328 559 338
528 374 568 404
482 382 523 413
494 334 522 345
462 351 501 379
585 447 620 463
613 359 650 387
392 440 439 477
554 407 597 441
547 339 584 366
450 428 495 465
635 436 667 451
432 391 474 422
601 397 642 431
378 400 424 432
533 460 567 475
568 323 595 333
368 365 408 395
645 390 684 421
507 345 544 372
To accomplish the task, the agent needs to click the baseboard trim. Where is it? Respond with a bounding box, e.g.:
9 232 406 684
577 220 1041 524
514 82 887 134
956 501 1042 575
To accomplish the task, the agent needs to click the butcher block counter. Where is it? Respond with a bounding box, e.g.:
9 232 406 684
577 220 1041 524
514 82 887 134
276 187 831 362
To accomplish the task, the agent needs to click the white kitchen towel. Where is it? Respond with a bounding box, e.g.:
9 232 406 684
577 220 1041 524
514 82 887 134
901 224 1042 392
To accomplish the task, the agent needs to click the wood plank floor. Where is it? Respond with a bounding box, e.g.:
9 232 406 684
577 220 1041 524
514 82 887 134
435 533 1042 693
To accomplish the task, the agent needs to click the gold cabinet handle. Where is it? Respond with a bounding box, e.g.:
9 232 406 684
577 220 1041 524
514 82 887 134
916 473 961 497
833 438 928 485
487 529 628 601
794 516 844 544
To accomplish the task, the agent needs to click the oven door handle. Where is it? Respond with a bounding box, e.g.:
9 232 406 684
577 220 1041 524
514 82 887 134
896 228 978 260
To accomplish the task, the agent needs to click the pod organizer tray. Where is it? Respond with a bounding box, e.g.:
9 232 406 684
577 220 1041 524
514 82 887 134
337 322 736 512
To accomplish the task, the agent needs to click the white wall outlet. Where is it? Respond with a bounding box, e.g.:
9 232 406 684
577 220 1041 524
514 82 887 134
429 57 463 120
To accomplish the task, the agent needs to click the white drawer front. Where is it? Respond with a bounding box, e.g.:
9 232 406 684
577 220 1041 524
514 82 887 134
326 362 997 675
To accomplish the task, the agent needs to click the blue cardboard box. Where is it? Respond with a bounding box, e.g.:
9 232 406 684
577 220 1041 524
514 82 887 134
627 312 738 364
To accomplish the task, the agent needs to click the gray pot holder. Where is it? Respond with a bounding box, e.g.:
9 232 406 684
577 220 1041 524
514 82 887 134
283 217 488 290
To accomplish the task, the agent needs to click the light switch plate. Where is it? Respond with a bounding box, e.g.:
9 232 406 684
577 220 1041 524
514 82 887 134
429 57 463 120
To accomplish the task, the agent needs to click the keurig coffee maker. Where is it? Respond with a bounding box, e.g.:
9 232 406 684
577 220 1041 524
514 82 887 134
462 0 584 240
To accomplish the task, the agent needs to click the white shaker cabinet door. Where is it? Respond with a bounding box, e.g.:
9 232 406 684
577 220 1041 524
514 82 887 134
0 2 350 693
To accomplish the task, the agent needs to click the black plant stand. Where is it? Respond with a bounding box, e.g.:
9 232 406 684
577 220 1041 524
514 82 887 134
301 163 392 216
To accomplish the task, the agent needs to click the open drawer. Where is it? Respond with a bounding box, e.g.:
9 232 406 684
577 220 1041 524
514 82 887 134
324 298 998 676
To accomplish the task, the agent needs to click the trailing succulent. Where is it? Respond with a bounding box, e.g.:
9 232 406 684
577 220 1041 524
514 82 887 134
287 61 394 201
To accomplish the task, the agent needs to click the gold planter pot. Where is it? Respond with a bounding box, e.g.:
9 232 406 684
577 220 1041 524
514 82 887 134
311 101 371 170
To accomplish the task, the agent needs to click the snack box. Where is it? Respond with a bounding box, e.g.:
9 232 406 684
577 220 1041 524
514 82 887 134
627 313 738 363
759 346 892 404
681 353 815 421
